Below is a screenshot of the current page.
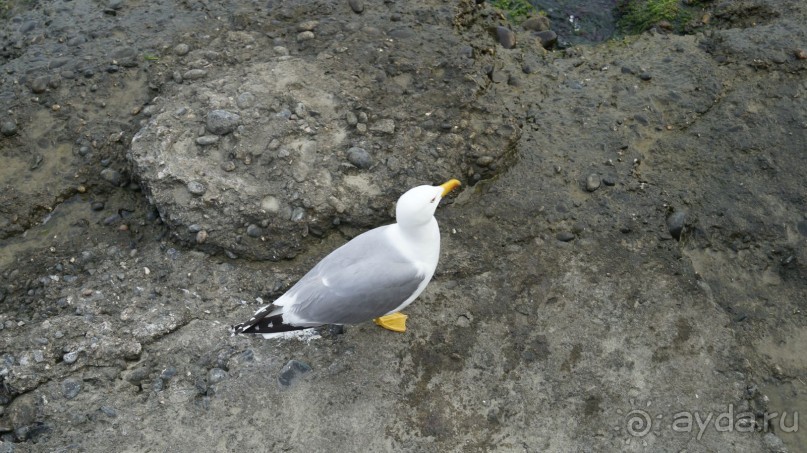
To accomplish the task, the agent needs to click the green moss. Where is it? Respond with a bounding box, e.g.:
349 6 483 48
618 0 690 33
489 0 536 25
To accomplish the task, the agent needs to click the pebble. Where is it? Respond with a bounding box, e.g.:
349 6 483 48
174 43 190 56
345 111 358 126
556 232 576 242
236 92 255 109
297 31 315 41
196 230 208 244
602 176 616 186
100 168 123 186
585 174 601 192
207 110 240 135
535 31 558 49
187 181 206 196
348 0 364 14
298 20 319 31
522 16 551 32
220 160 236 172
62 378 81 399
639 72 652 81
347 147 372 169
1 118 17 136
195 135 220 146
208 368 228 384
160 366 178 380
30 76 48 94
370 119 395 134
124 367 149 385
496 26 516 49
667 211 686 240
246 224 262 238
99 406 117 417
476 156 494 166
278 360 312 387
183 69 207 80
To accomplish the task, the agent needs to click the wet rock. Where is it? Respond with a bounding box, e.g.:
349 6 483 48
348 0 364 14
278 360 312 387
62 378 81 399
100 168 123 186
535 31 558 49
208 368 228 384
496 26 516 49
667 211 686 240
347 147 372 169
522 16 551 32
585 174 601 192
187 181 206 196
1 119 17 136
206 110 240 135
556 231 576 242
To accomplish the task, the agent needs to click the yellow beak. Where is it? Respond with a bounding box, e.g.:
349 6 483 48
440 179 461 196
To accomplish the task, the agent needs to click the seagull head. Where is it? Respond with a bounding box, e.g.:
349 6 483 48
395 179 461 227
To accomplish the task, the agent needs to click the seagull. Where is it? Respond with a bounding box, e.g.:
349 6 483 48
232 179 461 338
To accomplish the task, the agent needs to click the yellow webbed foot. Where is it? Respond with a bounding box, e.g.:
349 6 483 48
373 312 408 332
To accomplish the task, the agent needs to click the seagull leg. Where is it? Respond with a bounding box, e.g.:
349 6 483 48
373 312 408 332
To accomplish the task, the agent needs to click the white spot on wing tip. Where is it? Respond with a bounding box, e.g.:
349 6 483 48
260 329 321 342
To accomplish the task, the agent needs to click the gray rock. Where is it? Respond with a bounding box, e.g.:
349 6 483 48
195 135 220 146
246 224 262 238
124 367 150 385
278 360 312 386
208 368 228 384
187 181 206 196
99 406 117 417
602 176 616 186
522 16 551 32
206 110 240 135
1 119 17 136
100 168 123 186
183 69 208 80
585 174 601 192
7 393 38 430
236 92 255 109
535 30 558 49
667 211 686 240
346 111 358 126
496 26 516 49
297 31 315 42
476 156 494 166
556 231 576 242
348 0 364 14
62 378 81 399
30 76 48 94
298 20 319 32
174 43 190 56
370 119 395 134
63 351 79 364
347 147 372 169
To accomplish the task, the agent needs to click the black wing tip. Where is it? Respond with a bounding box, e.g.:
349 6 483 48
233 314 311 335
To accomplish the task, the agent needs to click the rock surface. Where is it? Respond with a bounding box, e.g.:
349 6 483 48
0 0 806 452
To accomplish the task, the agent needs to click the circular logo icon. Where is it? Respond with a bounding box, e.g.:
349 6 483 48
626 409 652 437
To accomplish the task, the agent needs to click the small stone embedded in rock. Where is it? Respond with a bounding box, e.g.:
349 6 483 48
63 351 79 364
236 92 255 109
174 43 190 56
1 119 17 136
348 0 364 14
585 174 601 192
100 168 123 186
246 224 262 238
183 69 207 80
347 147 372 169
278 360 312 386
476 156 494 167
496 26 516 49
556 231 576 242
206 110 241 135
370 119 395 134
62 378 81 399
522 16 551 32
535 30 558 49
187 181 206 196
196 135 220 146
297 31 315 41
30 76 49 94
207 368 228 384
667 211 686 240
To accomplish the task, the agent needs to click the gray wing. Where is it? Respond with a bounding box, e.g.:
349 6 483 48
285 226 425 325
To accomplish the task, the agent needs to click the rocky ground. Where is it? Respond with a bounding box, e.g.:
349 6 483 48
1 0 805 451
